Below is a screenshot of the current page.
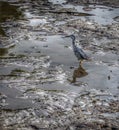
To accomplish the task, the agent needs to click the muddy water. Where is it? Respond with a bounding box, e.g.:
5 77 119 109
0 0 119 129
63 4 119 25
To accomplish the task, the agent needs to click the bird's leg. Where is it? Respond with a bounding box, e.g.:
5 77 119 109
79 60 83 67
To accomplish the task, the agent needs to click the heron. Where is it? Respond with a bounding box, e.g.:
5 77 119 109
64 35 89 66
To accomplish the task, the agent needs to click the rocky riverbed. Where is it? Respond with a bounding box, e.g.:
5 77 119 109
0 0 119 129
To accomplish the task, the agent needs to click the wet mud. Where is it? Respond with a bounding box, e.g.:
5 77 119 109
0 0 119 129
67 0 119 7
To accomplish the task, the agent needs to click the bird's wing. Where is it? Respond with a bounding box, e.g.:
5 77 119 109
77 47 89 59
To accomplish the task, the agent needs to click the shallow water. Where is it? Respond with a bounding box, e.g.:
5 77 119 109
0 0 119 129
63 4 119 25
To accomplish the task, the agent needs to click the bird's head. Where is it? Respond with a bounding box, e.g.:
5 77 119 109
63 34 76 44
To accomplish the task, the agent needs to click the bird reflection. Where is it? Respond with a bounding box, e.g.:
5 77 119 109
71 63 88 83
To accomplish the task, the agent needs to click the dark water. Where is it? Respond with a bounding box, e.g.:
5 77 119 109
0 1 22 36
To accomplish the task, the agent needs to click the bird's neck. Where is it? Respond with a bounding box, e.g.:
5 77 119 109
72 42 76 46
72 43 77 50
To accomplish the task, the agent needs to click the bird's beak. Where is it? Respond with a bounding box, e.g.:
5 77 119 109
62 35 70 38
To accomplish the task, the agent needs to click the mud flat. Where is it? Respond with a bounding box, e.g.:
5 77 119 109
0 0 119 129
